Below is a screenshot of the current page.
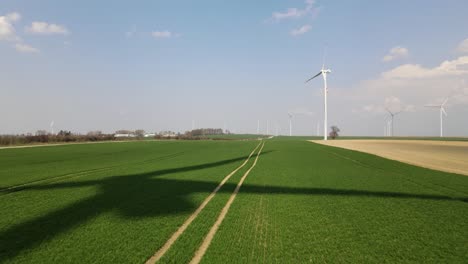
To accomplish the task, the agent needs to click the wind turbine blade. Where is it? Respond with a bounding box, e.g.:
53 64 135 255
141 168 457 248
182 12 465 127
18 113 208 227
442 107 448 116
305 71 322 83
322 45 328 70
442 98 448 106
385 108 393 115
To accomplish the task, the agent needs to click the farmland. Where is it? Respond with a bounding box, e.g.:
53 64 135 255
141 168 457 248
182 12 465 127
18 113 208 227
1 138 468 263
200 138 468 263
314 139 468 176
0 140 258 263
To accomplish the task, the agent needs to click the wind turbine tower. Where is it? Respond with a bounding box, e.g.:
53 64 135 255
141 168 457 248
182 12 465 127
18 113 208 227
385 108 401 137
50 121 54 135
425 98 448 137
288 112 293 136
305 52 331 140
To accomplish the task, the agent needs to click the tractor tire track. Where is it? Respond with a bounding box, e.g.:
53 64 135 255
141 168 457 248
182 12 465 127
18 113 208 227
145 141 263 264
189 141 265 264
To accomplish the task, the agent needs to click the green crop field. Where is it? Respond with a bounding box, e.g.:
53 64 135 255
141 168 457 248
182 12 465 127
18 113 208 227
0 140 258 263
1 138 467 263
194 134 267 140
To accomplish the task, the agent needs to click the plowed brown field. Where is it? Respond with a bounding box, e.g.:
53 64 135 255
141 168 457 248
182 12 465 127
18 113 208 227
311 140 468 176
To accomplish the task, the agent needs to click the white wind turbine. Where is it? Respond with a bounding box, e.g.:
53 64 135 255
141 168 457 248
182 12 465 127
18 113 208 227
288 112 293 136
385 118 391 137
50 120 55 135
385 108 401 137
305 54 331 140
425 98 448 137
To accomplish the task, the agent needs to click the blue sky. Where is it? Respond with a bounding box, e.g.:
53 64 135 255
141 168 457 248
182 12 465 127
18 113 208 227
1 1 468 136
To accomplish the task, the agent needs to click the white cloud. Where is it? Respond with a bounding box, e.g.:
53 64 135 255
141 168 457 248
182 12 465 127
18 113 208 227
26 22 69 35
351 56 468 114
359 97 414 114
290 25 311 36
270 0 317 21
6 12 21 22
382 46 409 62
456 38 468 53
381 56 468 79
152 30 179 39
339 55 468 134
0 12 39 54
0 12 21 41
272 8 303 20
14 43 39 53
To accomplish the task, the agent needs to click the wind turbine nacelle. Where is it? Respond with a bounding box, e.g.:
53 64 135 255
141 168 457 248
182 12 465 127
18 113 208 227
323 69 331 74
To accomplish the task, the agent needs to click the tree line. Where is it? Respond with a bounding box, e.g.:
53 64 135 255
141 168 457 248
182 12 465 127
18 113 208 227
0 128 228 146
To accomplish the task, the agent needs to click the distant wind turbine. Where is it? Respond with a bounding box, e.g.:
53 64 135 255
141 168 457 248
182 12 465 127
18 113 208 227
50 121 55 135
288 112 293 136
305 50 331 140
425 98 448 137
385 108 401 137
384 117 391 137
257 120 260 135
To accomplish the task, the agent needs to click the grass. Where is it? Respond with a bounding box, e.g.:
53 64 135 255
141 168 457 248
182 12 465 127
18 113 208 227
201 138 468 263
1 138 467 263
0 140 258 263
194 134 267 140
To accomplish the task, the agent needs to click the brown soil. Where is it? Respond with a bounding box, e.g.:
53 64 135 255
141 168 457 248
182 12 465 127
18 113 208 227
311 140 468 176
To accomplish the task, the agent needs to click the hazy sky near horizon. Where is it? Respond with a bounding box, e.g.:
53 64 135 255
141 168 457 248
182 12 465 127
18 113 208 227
1 0 468 136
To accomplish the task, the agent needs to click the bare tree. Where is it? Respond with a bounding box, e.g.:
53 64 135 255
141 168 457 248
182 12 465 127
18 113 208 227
36 130 47 136
87 131 102 136
329 126 340 139
135 129 145 137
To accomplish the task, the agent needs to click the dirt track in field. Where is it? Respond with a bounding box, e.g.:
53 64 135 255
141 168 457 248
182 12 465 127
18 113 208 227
145 141 262 264
190 141 265 264
311 140 468 176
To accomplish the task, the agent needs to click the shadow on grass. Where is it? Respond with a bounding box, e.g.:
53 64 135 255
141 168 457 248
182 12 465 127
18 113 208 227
1 149 467 262
0 151 273 262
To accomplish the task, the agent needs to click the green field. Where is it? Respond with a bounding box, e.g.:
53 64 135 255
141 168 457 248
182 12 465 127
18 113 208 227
194 134 267 140
1 138 467 263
